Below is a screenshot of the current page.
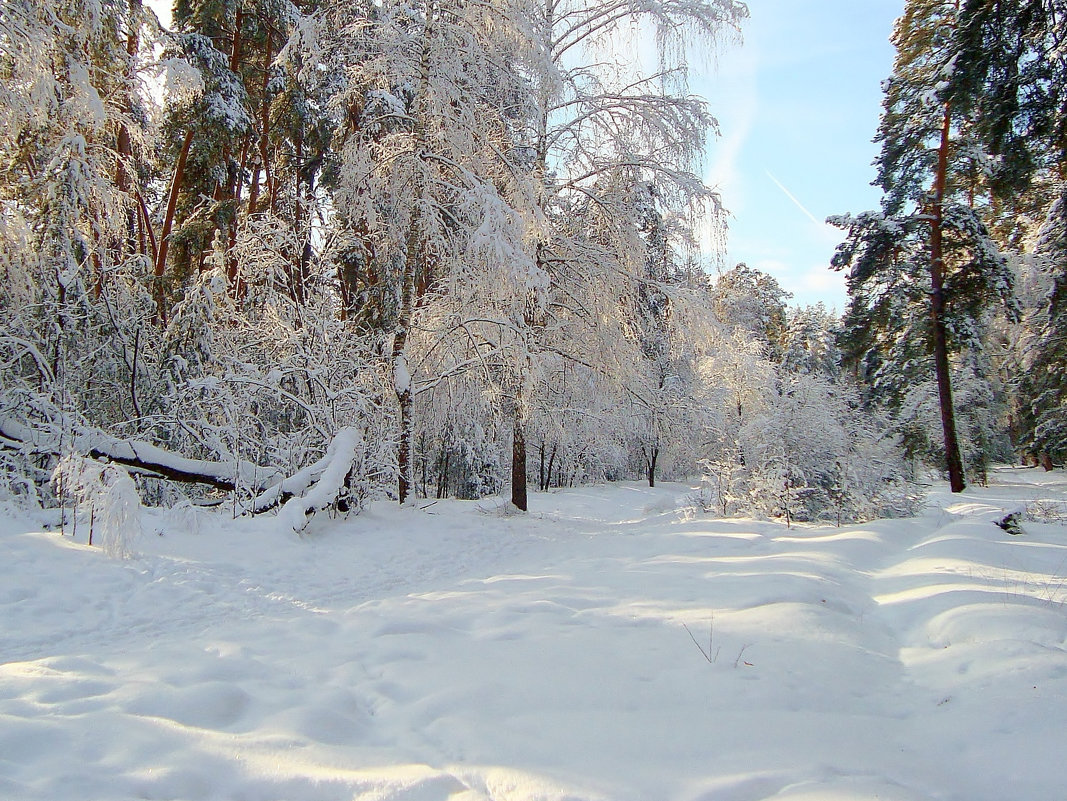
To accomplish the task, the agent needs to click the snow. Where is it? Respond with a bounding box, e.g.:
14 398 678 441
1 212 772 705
2 468 1067 800
394 354 412 395
274 428 364 532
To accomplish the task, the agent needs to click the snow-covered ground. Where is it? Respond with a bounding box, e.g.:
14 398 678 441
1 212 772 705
3 468 1067 801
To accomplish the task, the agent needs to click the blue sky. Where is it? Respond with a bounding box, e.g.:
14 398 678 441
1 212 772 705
698 0 904 311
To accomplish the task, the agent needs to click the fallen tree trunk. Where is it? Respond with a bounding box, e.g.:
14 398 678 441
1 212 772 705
1 415 275 492
1 417 364 523
0 415 276 493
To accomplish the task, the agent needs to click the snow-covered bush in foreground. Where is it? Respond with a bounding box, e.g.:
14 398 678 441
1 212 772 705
51 456 142 558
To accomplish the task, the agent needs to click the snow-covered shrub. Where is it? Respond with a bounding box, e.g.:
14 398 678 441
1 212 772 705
0 454 43 511
1024 498 1067 524
714 376 921 524
691 452 746 516
0 393 47 508
52 456 142 558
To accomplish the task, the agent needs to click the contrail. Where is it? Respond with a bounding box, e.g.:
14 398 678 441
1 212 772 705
765 169 824 227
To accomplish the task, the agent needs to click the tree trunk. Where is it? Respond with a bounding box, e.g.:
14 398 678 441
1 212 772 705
114 0 143 263
0 417 267 493
289 126 307 306
135 192 157 265
647 447 658 488
437 447 450 498
546 444 557 491
254 30 275 215
396 385 413 503
511 407 527 511
538 440 546 493
155 128 195 323
393 228 418 504
930 105 966 493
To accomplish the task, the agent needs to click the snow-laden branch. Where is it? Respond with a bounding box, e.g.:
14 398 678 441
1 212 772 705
266 428 365 532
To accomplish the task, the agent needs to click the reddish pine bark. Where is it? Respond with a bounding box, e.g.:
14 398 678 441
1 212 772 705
930 105 966 493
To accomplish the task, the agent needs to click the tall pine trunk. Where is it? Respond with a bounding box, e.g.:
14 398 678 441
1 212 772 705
930 105 966 493
154 128 195 323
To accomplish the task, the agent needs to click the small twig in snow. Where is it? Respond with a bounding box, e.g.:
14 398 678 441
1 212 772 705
683 620 719 664
733 644 752 668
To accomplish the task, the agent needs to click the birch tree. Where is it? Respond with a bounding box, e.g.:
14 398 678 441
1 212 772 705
326 0 538 503
504 0 746 509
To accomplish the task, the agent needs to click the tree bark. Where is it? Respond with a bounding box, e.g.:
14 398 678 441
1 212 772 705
113 0 143 262
396 384 413 504
511 406 527 511
546 444 557 491
538 440 546 493
154 128 195 323
930 105 966 493
393 228 417 504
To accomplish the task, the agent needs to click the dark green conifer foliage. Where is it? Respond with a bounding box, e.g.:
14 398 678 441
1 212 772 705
947 1 1067 465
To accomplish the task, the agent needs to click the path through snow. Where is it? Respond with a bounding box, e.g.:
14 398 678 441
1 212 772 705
2 469 1066 800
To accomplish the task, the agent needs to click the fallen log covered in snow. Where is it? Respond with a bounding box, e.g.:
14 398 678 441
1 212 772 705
0 415 277 493
259 428 364 532
1 416 365 526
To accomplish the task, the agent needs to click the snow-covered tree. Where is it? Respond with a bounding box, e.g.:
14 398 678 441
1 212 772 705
501 0 746 508
323 0 541 503
1018 186 1067 465
779 303 842 378
711 263 790 360
738 375 920 524
830 0 1017 492
0 0 164 469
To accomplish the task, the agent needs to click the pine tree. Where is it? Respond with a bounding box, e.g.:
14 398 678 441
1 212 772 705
830 0 1017 491
946 1 1067 467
